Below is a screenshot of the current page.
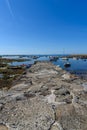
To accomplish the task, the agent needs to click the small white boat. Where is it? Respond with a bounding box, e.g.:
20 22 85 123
49 56 59 61
73 57 79 60
62 57 68 60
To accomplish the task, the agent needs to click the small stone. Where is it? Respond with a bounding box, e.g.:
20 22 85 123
16 96 26 101
51 125 60 130
0 104 4 111
24 91 36 98
54 88 70 96
51 122 63 130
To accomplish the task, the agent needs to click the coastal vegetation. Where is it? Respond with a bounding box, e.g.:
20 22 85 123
0 67 25 89
0 58 26 89
0 58 31 63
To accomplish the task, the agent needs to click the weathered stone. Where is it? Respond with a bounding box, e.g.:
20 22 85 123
40 90 51 96
62 73 70 80
54 88 70 96
0 61 87 130
10 93 26 101
15 95 26 101
82 83 87 92
24 91 36 98
51 125 60 130
0 98 55 130
51 122 63 130
0 104 4 111
0 124 8 130
55 104 87 130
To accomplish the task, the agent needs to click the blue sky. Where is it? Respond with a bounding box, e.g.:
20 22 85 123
0 0 87 54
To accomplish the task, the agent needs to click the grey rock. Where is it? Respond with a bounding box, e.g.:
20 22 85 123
0 104 4 111
55 104 87 130
0 97 55 130
54 88 70 96
24 91 36 98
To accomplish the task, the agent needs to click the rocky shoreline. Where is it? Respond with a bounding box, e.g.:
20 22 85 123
67 54 87 59
0 61 87 130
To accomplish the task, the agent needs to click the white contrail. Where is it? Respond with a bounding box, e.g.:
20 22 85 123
6 0 14 17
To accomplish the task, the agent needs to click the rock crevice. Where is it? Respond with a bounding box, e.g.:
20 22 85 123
0 62 87 130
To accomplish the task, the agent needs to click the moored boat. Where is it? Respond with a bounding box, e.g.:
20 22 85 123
61 57 68 60
49 56 59 61
64 62 71 67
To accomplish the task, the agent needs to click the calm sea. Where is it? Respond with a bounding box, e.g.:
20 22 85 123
2 55 87 79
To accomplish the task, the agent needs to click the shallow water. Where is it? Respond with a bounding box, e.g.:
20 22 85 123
53 58 87 71
10 60 34 66
9 56 87 70
2 55 87 79
53 58 87 79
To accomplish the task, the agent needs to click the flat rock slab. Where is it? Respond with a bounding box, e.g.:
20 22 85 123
0 125 8 130
0 97 55 130
51 125 59 130
55 104 87 130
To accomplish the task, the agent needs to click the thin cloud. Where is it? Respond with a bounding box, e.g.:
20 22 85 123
6 0 14 18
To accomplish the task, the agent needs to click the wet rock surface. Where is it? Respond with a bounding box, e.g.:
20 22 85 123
0 61 87 130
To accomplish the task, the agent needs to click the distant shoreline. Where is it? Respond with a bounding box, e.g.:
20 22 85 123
0 53 87 55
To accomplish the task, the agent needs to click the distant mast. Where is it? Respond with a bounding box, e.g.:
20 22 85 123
63 48 65 56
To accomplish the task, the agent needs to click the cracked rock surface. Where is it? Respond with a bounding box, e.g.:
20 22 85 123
0 61 87 130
